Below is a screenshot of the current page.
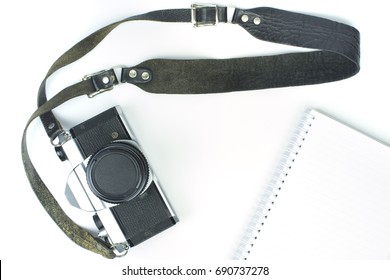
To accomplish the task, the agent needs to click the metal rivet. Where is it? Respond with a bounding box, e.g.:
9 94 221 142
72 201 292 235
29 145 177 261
241 14 249 22
129 69 137 78
111 132 119 139
141 71 150 81
48 123 55 130
254 17 261 25
102 76 110 84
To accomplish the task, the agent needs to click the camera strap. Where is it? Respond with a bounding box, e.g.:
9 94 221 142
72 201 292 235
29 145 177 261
22 4 360 258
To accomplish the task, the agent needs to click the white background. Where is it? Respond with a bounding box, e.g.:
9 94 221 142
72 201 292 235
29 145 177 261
1 0 390 279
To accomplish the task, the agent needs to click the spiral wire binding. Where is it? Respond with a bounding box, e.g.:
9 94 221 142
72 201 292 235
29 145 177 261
233 109 316 260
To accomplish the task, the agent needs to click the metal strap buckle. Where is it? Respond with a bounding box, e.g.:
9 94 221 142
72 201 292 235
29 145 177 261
191 3 219 27
83 68 120 98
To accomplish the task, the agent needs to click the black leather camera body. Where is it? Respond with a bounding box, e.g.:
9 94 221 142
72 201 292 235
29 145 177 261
63 106 177 255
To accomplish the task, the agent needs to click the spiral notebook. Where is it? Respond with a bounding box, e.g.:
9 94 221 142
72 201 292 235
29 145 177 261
235 109 390 260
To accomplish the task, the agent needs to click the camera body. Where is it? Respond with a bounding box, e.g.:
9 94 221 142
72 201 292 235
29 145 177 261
63 106 177 255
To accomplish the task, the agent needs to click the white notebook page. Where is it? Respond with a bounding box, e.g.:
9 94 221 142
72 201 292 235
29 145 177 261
237 109 390 260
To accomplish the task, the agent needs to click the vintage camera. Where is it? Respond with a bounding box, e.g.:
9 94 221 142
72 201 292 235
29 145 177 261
62 106 177 256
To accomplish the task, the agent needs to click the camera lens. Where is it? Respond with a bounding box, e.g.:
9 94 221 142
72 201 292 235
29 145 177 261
86 142 150 203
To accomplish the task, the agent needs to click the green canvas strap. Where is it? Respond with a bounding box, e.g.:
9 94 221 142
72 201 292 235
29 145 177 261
22 4 360 258
22 81 116 258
